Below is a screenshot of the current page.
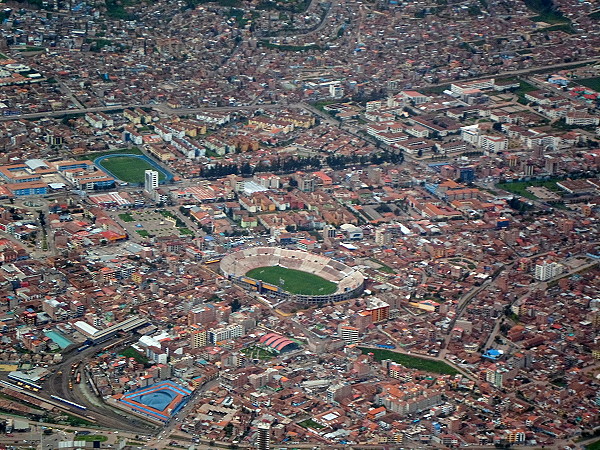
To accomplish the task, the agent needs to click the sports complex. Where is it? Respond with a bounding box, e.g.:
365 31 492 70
220 247 365 305
112 380 191 423
94 153 173 185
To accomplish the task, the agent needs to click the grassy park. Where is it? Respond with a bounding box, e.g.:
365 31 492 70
119 346 149 365
370 258 395 274
524 0 571 23
122 210 193 239
586 439 600 450
241 345 276 360
514 80 538 95
496 179 562 200
298 419 325 429
359 347 459 375
577 77 600 92
246 266 337 295
76 435 108 442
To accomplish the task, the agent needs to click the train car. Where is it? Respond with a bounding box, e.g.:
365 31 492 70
0 380 23 391
50 395 87 410
7 374 42 391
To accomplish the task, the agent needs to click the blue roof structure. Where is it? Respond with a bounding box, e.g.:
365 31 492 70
482 349 503 360
116 381 191 423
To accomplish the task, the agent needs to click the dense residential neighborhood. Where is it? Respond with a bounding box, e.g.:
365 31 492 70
0 0 598 448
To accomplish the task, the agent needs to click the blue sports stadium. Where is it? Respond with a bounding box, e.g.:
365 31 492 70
114 381 191 423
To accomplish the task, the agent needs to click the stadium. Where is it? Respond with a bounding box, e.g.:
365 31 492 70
220 247 365 305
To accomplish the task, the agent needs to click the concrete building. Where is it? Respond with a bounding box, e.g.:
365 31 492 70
144 170 159 193
375 227 392 246
338 324 360 345
208 324 244 344
191 329 207 348
534 260 564 281
257 422 271 450
326 383 353 404
365 297 390 323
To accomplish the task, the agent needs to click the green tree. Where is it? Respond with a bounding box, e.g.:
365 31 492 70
230 298 242 312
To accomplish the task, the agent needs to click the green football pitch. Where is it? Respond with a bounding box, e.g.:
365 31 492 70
98 156 166 184
246 266 337 295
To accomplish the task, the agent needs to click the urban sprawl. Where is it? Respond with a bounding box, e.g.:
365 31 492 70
0 0 599 448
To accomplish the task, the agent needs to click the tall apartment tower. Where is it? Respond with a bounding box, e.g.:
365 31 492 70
375 227 391 246
144 170 159 193
534 260 563 281
256 422 271 450
322 225 337 239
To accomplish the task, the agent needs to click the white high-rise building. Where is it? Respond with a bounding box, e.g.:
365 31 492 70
375 227 391 246
534 260 563 281
329 82 344 99
338 324 360 345
207 324 244 344
257 422 271 450
144 170 159 193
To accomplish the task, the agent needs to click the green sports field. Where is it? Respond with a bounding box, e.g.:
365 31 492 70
578 77 600 93
359 347 459 375
246 266 337 295
98 156 166 184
